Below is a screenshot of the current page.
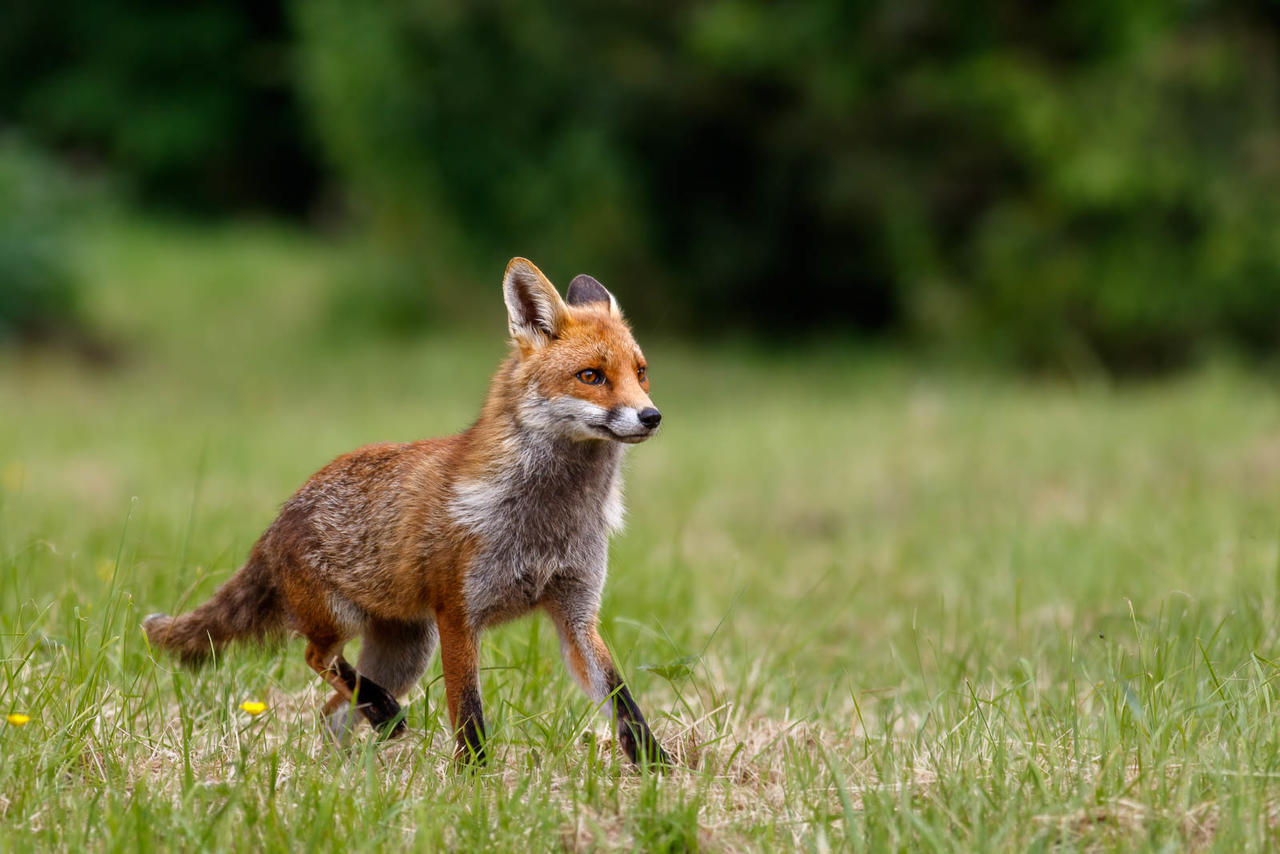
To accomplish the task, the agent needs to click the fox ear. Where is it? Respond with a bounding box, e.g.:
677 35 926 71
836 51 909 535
566 274 620 316
503 258 569 347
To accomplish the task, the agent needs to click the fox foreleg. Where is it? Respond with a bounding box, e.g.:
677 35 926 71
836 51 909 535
543 593 672 768
437 607 487 764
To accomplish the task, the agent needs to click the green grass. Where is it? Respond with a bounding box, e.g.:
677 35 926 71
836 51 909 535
3 218 1280 850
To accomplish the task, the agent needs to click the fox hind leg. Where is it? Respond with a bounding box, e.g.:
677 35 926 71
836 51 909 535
320 618 437 741
352 617 437 739
358 617 438 698
282 568 406 740
305 639 404 739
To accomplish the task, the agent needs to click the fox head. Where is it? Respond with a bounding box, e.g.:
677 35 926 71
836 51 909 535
502 258 660 444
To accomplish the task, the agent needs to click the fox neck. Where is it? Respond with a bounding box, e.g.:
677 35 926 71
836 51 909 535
466 355 626 525
449 366 626 628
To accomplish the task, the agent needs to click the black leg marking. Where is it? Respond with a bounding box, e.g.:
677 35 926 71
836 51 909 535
456 683 487 765
334 658 406 739
607 674 673 768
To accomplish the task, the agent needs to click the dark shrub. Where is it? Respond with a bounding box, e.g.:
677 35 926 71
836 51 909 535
0 139 81 346
294 0 1280 371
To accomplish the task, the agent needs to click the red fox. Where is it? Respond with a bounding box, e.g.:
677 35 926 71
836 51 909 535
145 258 672 767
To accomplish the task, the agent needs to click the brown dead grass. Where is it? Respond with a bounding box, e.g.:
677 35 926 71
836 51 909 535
116 682 863 849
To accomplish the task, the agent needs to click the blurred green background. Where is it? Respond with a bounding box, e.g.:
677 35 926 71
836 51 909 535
5 4 1280 848
3 0 1279 372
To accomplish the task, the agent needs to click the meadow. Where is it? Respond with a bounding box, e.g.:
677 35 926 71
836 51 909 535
3 220 1280 850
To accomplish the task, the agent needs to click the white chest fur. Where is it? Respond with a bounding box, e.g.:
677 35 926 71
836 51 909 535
449 436 625 626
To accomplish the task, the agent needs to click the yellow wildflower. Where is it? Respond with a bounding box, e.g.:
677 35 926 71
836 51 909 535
96 558 117 582
240 700 267 716
6 713 30 726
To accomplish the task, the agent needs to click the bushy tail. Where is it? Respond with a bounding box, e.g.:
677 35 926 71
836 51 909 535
144 558 284 666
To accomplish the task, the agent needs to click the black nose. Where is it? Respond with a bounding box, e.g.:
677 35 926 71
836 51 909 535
638 407 662 429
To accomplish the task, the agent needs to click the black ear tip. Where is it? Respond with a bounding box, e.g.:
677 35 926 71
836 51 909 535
567 274 612 307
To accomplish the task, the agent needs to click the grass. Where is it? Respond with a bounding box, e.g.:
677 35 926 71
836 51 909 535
3 218 1280 850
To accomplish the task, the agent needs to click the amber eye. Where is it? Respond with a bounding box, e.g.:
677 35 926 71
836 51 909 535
637 366 647 382
576 369 605 385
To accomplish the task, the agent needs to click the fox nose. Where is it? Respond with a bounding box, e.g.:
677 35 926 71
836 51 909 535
638 407 662 429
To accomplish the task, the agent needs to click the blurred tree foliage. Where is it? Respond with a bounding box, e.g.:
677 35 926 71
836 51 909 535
0 0 320 214
3 1 1277 370
294 0 1280 371
0 139 81 347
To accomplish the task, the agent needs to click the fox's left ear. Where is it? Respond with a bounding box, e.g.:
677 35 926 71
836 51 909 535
504 257 569 348
566 274 621 317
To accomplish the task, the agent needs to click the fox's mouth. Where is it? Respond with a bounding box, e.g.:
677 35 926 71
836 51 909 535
593 424 655 444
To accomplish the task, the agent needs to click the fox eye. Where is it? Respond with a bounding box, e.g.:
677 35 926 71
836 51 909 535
637 366 647 382
576 369 605 385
